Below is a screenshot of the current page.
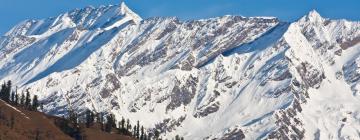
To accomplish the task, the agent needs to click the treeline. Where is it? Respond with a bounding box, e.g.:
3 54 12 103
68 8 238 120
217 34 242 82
55 108 185 140
0 80 40 111
0 80 184 140
0 80 41 139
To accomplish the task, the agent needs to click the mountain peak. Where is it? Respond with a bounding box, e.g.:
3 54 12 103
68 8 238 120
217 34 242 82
120 2 142 24
301 10 324 23
120 1 128 13
308 10 322 19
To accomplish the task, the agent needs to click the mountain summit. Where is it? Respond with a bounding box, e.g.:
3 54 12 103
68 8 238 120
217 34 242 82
3 2 141 38
120 2 142 24
0 4 360 139
307 10 323 20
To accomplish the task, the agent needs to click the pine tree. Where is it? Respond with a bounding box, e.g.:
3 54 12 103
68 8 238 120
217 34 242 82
105 114 116 133
144 133 148 140
154 130 160 140
0 81 11 103
118 121 122 134
20 92 25 106
0 82 6 101
175 135 181 140
10 91 15 104
136 120 140 139
121 117 125 129
32 95 39 111
3 80 12 103
55 116 71 135
25 89 31 109
99 113 104 131
133 125 137 136
95 113 100 124
40 103 44 111
140 126 144 140
14 93 18 105
147 133 152 140
85 109 94 128
126 119 131 132
68 109 78 130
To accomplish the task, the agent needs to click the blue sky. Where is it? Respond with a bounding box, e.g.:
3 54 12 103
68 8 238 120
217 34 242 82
1 0 359 35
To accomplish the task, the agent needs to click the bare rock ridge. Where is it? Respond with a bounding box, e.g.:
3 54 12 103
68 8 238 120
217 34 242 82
0 2 360 139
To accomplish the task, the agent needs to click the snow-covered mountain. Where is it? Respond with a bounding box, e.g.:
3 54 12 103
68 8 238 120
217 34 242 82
1 2 360 139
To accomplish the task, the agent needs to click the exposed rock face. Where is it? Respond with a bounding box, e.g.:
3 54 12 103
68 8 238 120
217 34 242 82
1 4 360 140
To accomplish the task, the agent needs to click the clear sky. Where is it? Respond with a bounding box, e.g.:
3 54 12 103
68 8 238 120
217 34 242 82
1 0 359 35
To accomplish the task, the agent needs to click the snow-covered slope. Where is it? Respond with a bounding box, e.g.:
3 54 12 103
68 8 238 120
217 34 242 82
1 3 359 139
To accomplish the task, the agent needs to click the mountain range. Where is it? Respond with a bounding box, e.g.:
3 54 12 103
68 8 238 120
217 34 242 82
0 2 360 139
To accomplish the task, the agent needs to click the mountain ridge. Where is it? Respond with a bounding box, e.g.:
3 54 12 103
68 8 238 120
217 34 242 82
0 3 360 139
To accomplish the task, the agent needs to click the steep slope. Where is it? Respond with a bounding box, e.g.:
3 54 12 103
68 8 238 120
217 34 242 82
0 99 136 140
0 3 360 140
267 10 360 140
0 2 142 86
0 99 72 140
